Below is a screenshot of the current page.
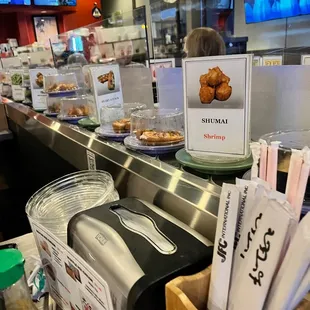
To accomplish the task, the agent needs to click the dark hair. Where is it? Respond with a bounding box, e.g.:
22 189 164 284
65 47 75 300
185 27 226 57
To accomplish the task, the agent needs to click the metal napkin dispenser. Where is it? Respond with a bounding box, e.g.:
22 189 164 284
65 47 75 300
67 198 213 310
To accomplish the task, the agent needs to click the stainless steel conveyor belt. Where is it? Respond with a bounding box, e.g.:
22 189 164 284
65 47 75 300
5 102 220 242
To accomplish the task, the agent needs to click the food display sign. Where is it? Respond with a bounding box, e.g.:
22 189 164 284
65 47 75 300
301 55 310 65
89 64 124 117
253 56 262 67
262 55 283 66
183 54 252 159
29 219 113 310
149 58 175 82
29 68 57 110
10 69 25 102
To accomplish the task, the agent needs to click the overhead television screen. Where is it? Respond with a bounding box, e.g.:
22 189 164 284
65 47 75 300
245 0 309 23
0 0 30 4
34 0 76 6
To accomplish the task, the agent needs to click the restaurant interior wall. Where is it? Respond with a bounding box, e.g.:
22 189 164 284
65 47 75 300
234 0 310 51
102 0 133 18
0 1 102 46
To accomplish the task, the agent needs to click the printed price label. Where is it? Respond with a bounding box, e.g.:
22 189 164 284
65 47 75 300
183 54 252 159
86 150 96 170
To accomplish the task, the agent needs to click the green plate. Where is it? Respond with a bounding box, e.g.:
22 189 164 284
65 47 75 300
78 118 100 131
175 148 253 175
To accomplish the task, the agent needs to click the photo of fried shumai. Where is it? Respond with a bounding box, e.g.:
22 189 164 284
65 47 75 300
199 67 232 103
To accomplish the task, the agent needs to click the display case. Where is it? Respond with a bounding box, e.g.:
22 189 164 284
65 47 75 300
59 96 92 118
43 73 78 93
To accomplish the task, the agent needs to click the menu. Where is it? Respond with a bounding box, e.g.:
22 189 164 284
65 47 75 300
10 69 25 102
29 68 57 111
89 64 124 117
29 219 113 310
183 54 252 160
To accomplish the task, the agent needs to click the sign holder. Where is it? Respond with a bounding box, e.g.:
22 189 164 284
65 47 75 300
183 54 252 161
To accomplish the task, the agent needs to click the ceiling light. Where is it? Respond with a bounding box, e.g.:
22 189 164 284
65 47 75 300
41 10 47 13
163 0 177 2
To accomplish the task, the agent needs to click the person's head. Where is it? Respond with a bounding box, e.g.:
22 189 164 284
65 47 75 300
185 27 226 57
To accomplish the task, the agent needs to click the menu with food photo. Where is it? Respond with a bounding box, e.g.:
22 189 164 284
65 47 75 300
89 64 123 117
29 68 57 110
29 219 113 310
183 55 252 158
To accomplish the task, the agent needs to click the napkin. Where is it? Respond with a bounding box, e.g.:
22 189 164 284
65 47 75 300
264 212 310 310
208 183 240 310
228 198 298 310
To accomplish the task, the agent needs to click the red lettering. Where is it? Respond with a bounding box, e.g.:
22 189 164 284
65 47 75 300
204 133 226 141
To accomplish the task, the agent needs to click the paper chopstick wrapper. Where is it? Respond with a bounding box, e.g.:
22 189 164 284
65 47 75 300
235 179 257 250
264 212 310 310
259 139 268 181
285 149 303 205
228 198 298 310
289 267 310 310
229 187 269 300
250 142 260 179
208 183 240 310
251 177 271 191
293 147 310 219
266 141 280 190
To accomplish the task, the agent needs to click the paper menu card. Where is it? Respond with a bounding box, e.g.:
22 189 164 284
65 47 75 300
10 69 26 102
89 64 124 117
182 54 252 160
29 68 57 110
28 219 113 310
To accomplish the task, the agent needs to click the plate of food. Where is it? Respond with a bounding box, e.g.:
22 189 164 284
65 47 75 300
44 83 79 95
124 130 185 155
176 148 253 175
95 119 131 142
43 111 58 117
57 115 86 124
78 118 100 131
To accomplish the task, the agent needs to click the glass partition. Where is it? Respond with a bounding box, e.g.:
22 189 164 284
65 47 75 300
49 7 149 68
150 0 310 65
